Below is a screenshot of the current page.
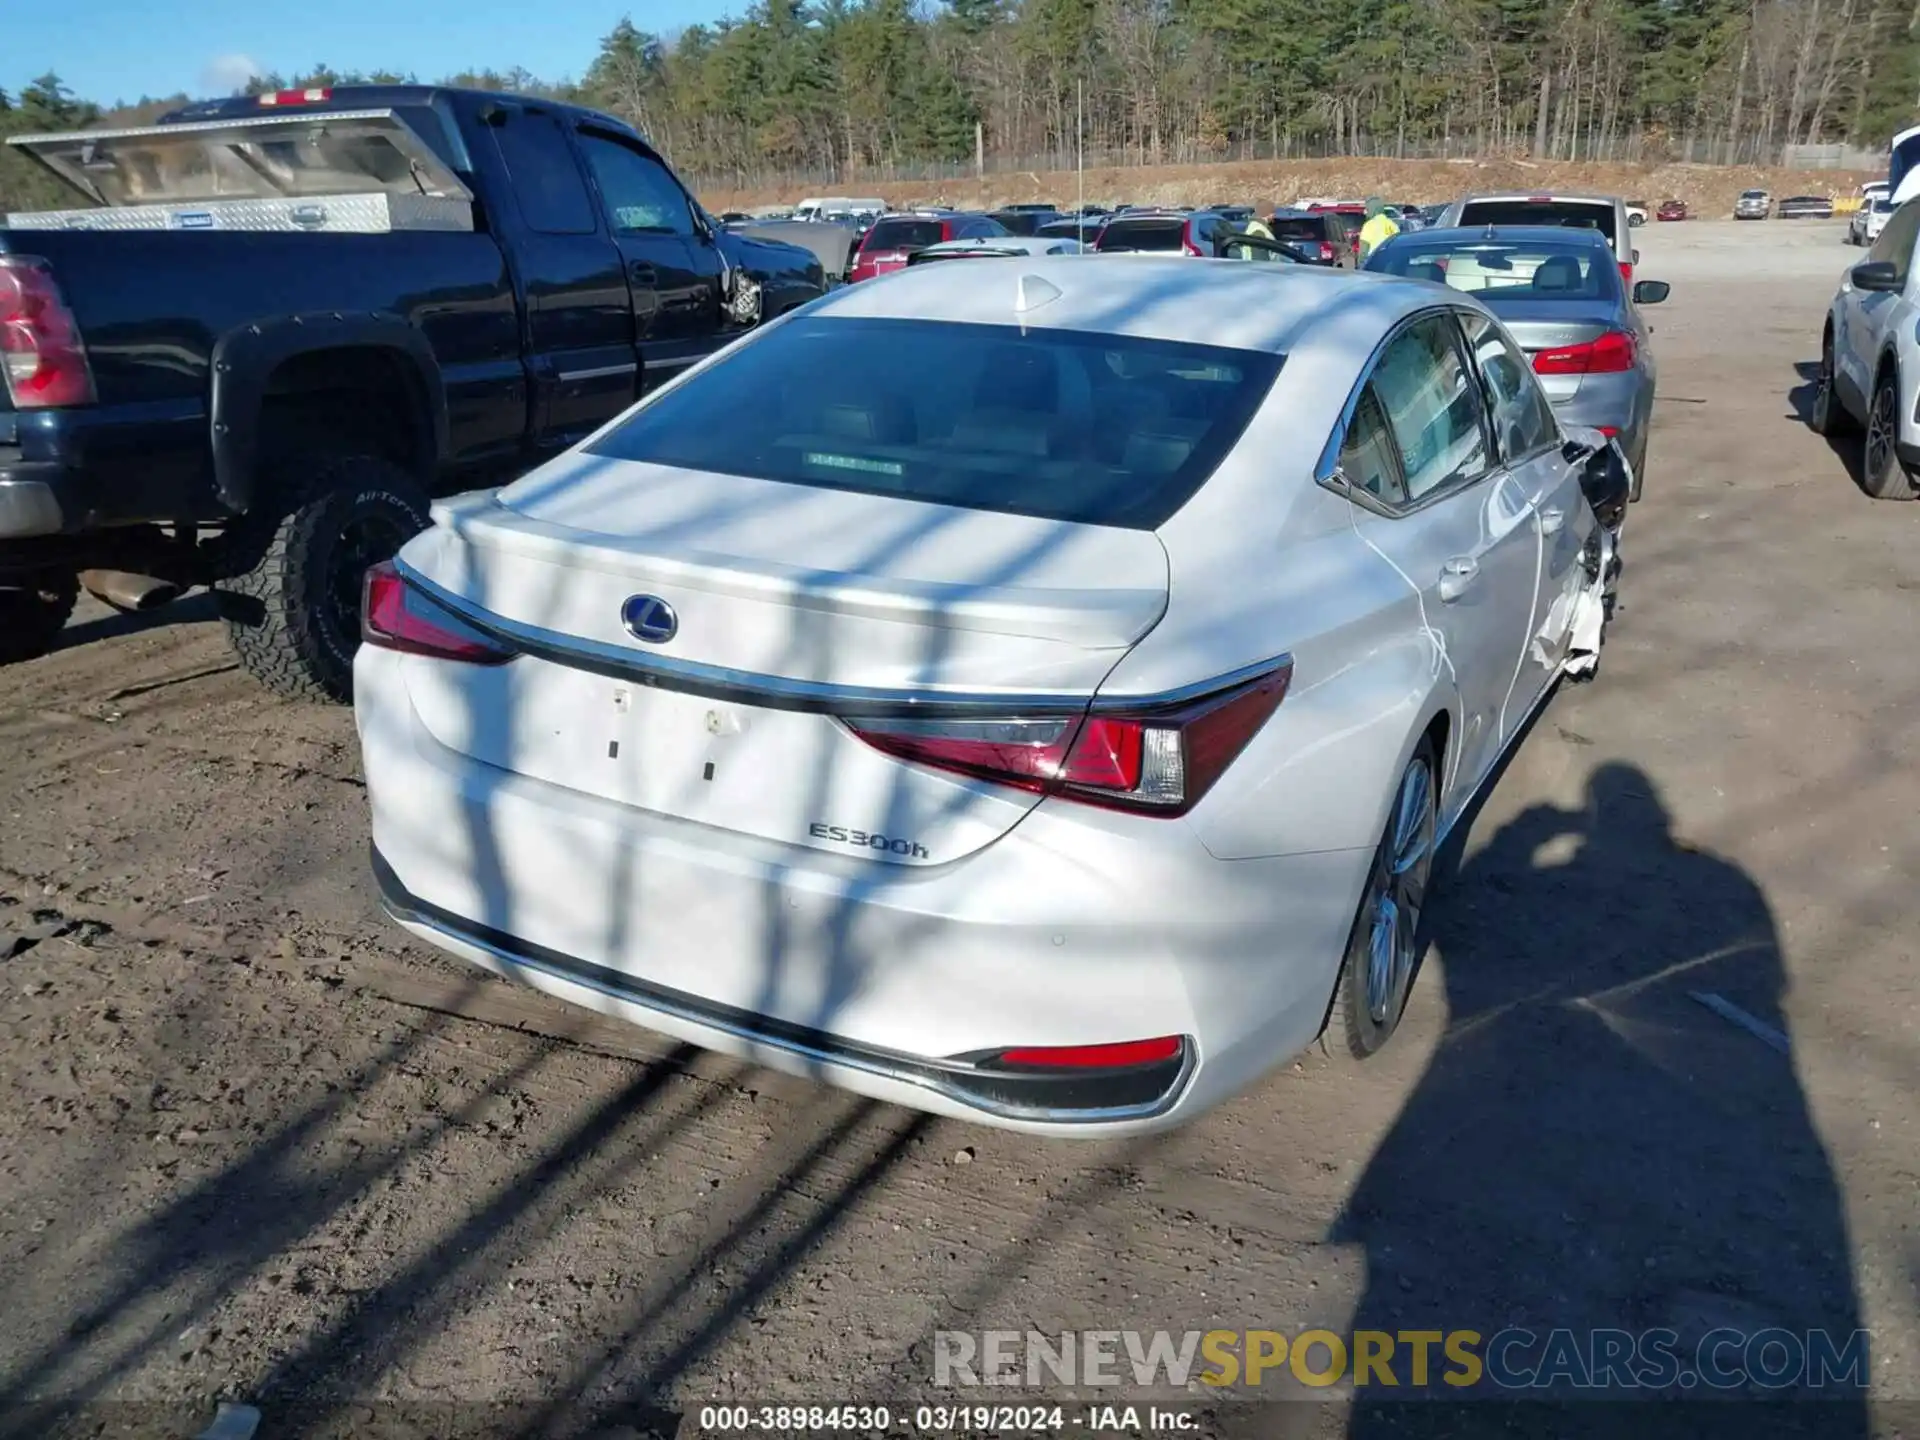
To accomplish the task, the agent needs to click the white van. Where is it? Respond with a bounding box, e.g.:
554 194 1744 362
793 196 887 222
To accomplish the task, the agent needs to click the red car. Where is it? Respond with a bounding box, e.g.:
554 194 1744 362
848 212 1009 282
1656 198 1688 222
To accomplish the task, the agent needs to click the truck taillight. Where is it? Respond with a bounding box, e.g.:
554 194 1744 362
258 88 333 106
0 256 95 409
362 562 516 665
1319 241 1336 261
842 660 1292 817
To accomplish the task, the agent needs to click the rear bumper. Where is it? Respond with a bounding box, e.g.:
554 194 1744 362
0 465 67 539
356 646 1375 1136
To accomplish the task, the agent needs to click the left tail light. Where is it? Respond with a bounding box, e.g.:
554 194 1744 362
0 256 96 409
362 561 516 665
843 660 1291 816
1318 241 1336 262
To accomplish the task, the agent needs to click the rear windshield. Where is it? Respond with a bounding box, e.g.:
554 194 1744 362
1097 219 1185 252
864 218 946 251
1269 218 1327 242
1370 237 1621 300
586 317 1282 529
1456 200 1618 248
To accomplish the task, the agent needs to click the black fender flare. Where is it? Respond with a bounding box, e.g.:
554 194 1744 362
209 313 449 513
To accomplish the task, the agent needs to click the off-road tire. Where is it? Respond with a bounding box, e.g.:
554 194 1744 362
1861 367 1919 501
214 454 429 702
0 572 79 665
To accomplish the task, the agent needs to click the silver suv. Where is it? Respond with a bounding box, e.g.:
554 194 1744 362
1811 197 1920 498
1735 189 1772 220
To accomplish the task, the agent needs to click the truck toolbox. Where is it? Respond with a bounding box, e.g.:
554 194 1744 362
4 110 476 235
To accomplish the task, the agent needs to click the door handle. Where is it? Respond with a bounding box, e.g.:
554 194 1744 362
628 261 657 286
1438 556 1479 602
1538 506 1566 535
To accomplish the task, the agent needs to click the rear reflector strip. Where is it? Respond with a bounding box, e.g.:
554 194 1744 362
995 1037 1185 1069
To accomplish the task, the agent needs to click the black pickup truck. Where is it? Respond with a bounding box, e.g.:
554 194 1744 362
0 85 824 699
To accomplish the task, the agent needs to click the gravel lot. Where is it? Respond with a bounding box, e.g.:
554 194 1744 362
1 220 1915 1437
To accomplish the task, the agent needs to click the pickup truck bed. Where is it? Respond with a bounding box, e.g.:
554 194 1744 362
0 86 824 698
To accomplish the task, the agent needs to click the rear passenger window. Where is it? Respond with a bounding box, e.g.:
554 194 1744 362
488 109 597 236
1368 316 1492 501
1338 390 1406 505
1459 312 1559 460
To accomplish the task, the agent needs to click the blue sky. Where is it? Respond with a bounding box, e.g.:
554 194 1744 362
6 0 746 106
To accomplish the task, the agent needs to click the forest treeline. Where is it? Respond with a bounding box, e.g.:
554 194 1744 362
2 0 1912 203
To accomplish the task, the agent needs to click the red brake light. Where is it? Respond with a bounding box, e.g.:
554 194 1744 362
1318 240 1336 261
1527 195 1553 204
1619 261 1634 284
843 661 1292 816
1182 223 1205 257
362 561 515 665
0 256 95 409
1532 330 1636 376
995 1037 1184 1069
258 88 333 106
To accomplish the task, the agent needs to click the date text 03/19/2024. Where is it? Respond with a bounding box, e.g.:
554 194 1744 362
691 1403 1203 1434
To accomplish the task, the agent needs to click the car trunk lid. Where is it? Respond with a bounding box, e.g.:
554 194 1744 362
1485 298 1619 402
394 457 1170 864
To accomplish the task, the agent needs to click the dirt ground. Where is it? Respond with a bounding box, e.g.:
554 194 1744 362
701 158 1878 224
2 221 1916 1439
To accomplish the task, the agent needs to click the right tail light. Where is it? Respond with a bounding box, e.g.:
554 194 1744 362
842 660 1292 817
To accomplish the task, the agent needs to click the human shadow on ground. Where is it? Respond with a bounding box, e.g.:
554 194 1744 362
1337 761 1868 1438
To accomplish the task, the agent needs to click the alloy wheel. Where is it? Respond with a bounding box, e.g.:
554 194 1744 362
1868 382 1896 481
1365 757 1436 1026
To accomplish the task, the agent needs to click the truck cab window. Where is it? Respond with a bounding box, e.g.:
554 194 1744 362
578 133 696 238
487 109 597 236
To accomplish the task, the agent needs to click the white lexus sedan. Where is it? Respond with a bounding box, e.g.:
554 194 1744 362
355 259 1618 1136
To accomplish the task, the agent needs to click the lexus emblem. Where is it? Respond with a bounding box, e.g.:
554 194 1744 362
621 594 678 644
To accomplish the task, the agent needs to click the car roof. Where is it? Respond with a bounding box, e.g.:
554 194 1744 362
804 255 1443 354
1455 192 1622 205
1395 223 1614 247
160 84 649 145
916 236 1087 256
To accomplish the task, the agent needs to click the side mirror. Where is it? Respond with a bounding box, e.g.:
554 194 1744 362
1851 260 1902 292
1632 279 1671 305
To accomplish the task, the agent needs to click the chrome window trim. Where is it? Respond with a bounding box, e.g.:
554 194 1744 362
395 558 1290 720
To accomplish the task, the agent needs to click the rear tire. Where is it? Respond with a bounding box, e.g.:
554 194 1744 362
214 453 429 702
1861 368 1918 501
1809 330 1857 438
0 572 79 664
1334 736 1439 1058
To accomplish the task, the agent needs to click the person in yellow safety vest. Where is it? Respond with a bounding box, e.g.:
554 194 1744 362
1357 196 1400 263
1242 214 1275 241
